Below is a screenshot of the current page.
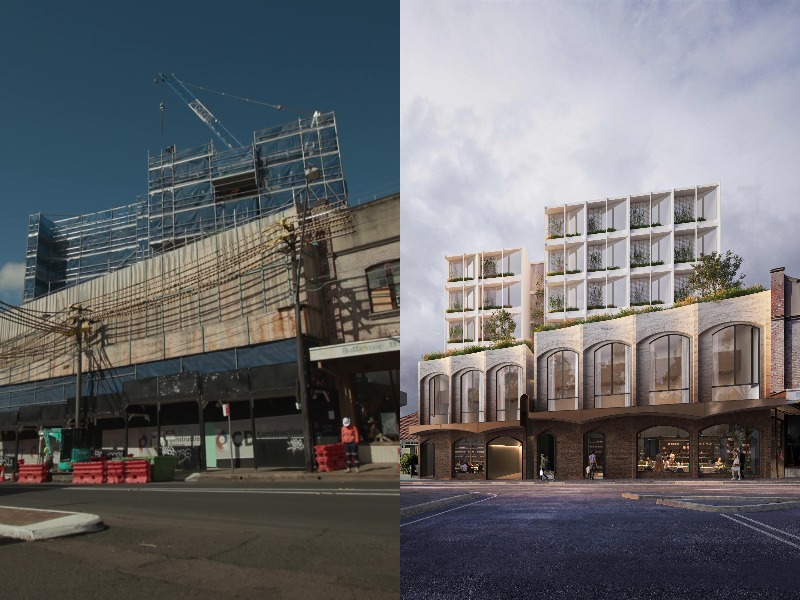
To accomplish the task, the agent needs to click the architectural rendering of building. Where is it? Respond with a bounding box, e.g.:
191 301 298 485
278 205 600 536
544 183 721 321
444 248 540 350
413 267 800 480
0 114 400 472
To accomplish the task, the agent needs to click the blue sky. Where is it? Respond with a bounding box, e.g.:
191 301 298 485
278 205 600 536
0 1 399 303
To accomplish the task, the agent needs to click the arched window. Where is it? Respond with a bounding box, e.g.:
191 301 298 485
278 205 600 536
428 375 449 425
712 325 760 401
453 438 485 474
496 365 521 421
460 370 484 423
649 335 690 404
547 350 578 411
594 343 630 408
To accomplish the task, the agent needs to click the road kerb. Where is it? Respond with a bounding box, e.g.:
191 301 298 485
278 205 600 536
0 506 104 541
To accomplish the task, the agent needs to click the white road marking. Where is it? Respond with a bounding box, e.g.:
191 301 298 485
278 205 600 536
400 494 497 527
721 514 800 550
65 487 398 496
728 514 800 542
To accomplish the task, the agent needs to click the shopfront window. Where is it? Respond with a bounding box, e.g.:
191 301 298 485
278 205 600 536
453 438 485 474
496 365 520 421
699 424 760 477
547 350 578 411
637 426 690 476
366 260 400 312
712 325 760 401
428 375 449 425
650 335 690 404
594 343 630 408
460 370 483 423
353 369 399 441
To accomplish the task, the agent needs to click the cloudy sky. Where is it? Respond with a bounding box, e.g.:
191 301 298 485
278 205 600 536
400 1 800 415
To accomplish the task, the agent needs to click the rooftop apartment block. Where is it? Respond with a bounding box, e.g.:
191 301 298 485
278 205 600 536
444 248 542 350
544 183 721 322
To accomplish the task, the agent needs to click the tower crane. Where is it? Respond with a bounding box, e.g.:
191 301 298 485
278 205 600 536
155 72 244 150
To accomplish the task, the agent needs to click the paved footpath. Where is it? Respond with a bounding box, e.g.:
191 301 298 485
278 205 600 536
1 462 398 541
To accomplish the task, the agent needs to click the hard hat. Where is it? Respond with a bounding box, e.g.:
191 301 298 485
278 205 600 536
342 417 351 427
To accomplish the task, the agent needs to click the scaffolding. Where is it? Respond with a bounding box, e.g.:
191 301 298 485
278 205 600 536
24 112 346 302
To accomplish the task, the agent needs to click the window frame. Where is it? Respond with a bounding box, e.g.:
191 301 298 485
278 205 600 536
546 350 579 411
428 374 449 424
649 334 690 403
496 364 521 421
365 260 399 313
460 370 484 423
712 325 760 388
593 342 630 408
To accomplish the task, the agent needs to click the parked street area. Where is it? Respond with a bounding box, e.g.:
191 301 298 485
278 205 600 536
401 480 800 600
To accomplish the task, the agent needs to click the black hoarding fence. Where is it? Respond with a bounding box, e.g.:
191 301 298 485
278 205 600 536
201 369 250 402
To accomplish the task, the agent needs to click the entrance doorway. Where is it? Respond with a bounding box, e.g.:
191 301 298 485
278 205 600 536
420 441 435 477
537 433 555 480
487 436 522 480
584 431 605 479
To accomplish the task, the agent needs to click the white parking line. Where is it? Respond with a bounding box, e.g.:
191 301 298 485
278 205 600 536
721 514 800 550
728 514 800 542
400 494 497 527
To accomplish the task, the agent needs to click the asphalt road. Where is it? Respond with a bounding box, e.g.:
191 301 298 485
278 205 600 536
401 481 800 600
0 480 399 599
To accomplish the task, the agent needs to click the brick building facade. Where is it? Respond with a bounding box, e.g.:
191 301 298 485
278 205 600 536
412 268 800 480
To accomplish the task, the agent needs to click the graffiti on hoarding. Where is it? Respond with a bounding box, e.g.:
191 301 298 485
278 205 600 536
287 437 304 453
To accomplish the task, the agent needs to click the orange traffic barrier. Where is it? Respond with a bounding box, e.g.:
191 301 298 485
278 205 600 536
72 461 106 484
18 463 49 484
106 461 125 484
123 460 151 484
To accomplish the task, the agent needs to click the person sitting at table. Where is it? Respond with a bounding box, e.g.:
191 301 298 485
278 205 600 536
460 462 468 473
714 456 724 472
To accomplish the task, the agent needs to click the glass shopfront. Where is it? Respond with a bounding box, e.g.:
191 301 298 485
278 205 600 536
637 426 690 476
453 438 485 474
699 424 760 478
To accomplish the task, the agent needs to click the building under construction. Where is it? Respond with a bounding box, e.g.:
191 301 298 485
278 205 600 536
0 104 400 472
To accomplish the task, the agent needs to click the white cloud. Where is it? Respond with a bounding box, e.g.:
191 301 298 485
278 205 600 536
400 1 800 414
0 262 25 302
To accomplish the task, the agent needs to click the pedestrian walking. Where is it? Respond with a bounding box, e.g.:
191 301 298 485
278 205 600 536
341 417 360 473
731 449 741 481
588 450 597 480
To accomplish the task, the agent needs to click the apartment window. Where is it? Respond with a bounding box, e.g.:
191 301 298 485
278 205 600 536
594 343 630 408
712 325 760 401
460 370 483 423
366 260 399 312
428 375 449 424
496 365 521 421
547 350 578 411
649 335 690 404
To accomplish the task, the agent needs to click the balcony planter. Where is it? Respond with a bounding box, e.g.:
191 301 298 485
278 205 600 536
445 308 462 313
565 269 582 275
546 270 565 277
607 266 621 270
447 276 471 282
565 307 580 312
587 304 605 310
630 262 649 268
565 232 582 238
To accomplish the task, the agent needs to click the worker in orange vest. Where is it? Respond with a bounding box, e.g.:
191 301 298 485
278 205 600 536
341 417 360 473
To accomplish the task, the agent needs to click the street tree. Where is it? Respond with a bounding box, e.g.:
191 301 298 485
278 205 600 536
688 250 745 297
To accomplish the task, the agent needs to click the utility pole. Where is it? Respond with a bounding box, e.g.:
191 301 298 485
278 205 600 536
283 166 321 473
